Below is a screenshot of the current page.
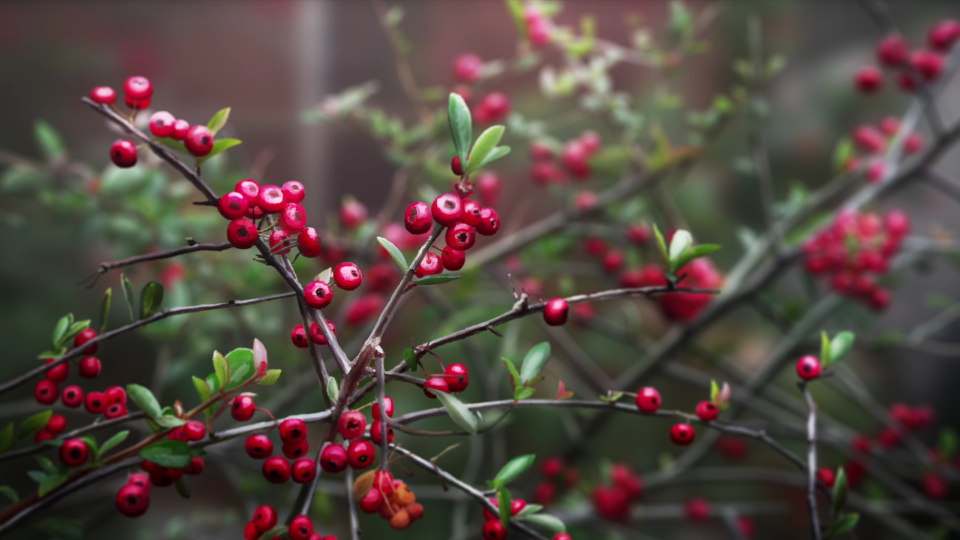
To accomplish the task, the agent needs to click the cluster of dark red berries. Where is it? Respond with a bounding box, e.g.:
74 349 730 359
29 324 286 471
480 496 528 540
450 54 511 124
532 457 578 507
240 417 318 484
118 422 206 517
802 209 910 310
278 514 337 540
845 118 924 182
422 362 470 399
357 469 425 530
854 20 958 95
592 463 643 522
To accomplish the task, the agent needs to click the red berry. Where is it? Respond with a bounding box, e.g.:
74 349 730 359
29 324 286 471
611 463 643 500
912 50 944 81
232 395 256 421
105 387 125 406
60 438 89 467
796 355 821 380
124 95 150 109
110 140 138 168
338 411 367 440
451 156 465 176
476 207 500 236
482 520 507 540
854 66 883 94
423 377 449 399
104 403 127 419
340 199 367 229
149 467 183 486
461 200 483 227
670 423 696 445
359 487 384 513
292 457 317 484
635 387 661 413
115 484 149 517
279 418 307 443
543 297 569 326
853 125 886 154
289 515 314 540
404 202 433 234
90 86 116 105
253 184 282 213
227 218 259 249
415 252 443 278
370 419 395 445
253 505 278 532
877 34 909 66
282 180 305 203
818 467 835 488
929 19 960 52
446 222 476 250
444 363 470 393
477 172 501 206
186 456 204 475
72 328 97 354
171 119 191 140
453 53 483 82
123 76 153 100
347 439 376 469
441 246 466 271
269 229 293 255
280 440 306 458
127 473 150 492
696 401 719 422
684 498 710 522
84 391 106 414
477 92 510 122
561 140 590 179
245 434 274 459
924 472 949 499
432 194 463 226
511 498 527 516
333 262 363 291
298 227 323 258
46 414 66 435
602 250 624 273
904 132 924 154
580 130 601 155
279 203 307 232
885 210 910 238
304 280 333 309
291 324 309 348
319 444 348 473
216 192 250 221
372 396 394 419
34 429 54 444
44 358 68 382
183 420 205 441
62 385 83 408
309 321 337 345
183 125 213 157
262 456 291 483
235 179 261 204
554 534 572 540
146 111 175 138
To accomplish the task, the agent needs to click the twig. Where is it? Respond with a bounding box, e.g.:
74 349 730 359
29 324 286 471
346 467 361 540
375 347 389 470
799 381 822 540
83 242 232 287
0 412 146 464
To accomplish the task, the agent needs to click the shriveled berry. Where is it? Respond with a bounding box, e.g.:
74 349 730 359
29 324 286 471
319 444 348 473
635 387 661 413
84 391 106 414
670 423 696 445
405 202 433 234
298 227 323 258
441 246 466 271
476 207 500 236
291 324 309 348
334 262 363 291
444 363 470 393
304 280 333 309
227 218 258 249
347 439 376 469
115 484 149 517
338 411 367 440
423 377 449 399
262 456 291 483
696 401 719 422
232 395 256 421
62 385 83 408
796 355 821 380
110 140 138 168
60 438 89 467
279 203 307 232
90 86 116 105
282 180 305 203
245 434 274 459
543 297 569 326
432 194 463 226
292 457 317 483
415 252 443 278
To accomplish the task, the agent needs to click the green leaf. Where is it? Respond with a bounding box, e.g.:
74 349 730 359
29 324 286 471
820 331 832 368
831 467 848 519
668 230 693 272
27 470 47 483
404 349 418 372
139 281 164 319
175 477 191 498
448 93 472 167
827 331 855 367
38 472 68 498
492 454 535 488
466 125 505 174
36 349 65 360
60 320 91 347
127 384 162 418
154 137 189 154
34 517 82 540
18 411 52 439
504 0 526 35
153 415 186 428
207 107 231 136
140 440 193 468
192 376 211 406
938 428 959 461
826 513 860 537
377 237 409 272
416 274 461 286
434 391 478 434
259 369 281 386
79 438 99 460
501 357 520 391
51 315 70 349
833 137 854 173
519 342 551 386
99 288 112 333
513 503 543 520
34 120 65 161
327 377 340 402
710 380 719 403
225 348 255 388
514 386 536 401
522 513 566 534
497 488 512 531
671 244 721 273
34 456 57 474
0 486 18 503
653 223 668 262
476 146 511 169
120 273 136 321
212 351 228 390
0 423 13 453
201 138 242 163
97 430 129 460
598 392 623 403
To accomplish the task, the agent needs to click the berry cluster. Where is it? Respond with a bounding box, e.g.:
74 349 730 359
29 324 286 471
854 21 958 95
422 362 470 399
592 463 643 522
480 496 529 539
846 118 924 182
527 132 602 185
449 54 511 124
121 422 206 516
357 469 425 530
802 209 910 310
283 514 337 540
115 473 151 517
532 457 578 507
240 418 318 484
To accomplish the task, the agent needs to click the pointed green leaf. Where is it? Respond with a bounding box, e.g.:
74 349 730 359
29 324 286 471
668 229 693 272
820 331 832 368
327 377 340 402
34 456 57 474
404 349 418 372
710 380 720 403
100 287 112 333
0 423 13 453
51 315 70 349
513 503 543 520
598 392 623 403
139 281 164 319
519 342 551 386
498 488 513 531
60 320 91 347
827 331 855 367
0 486 18 503
153 415 186 428
434 390 478 434
175 477 191 499
416 274 461 286
27 470 47 483
259 369 281 386
672 244 721 272
127 384 162 418
18 411 53 439
831 467 848 518
653 223 668 262
192 376 211 405
97 430 129 459
501 357 520 391
826 513 860 537
206 107 231 136
200 138 242 163
38 472 68 498
493 454 535 488
377 236 409 272
34 120 65 161
36 349 65 360
213 351 228 390
522 513 566 534
140 440 193 468
448 93 472 167
476 146 511 169
225 348 255 388
833 137 854 173
514 387 535 400
78 438 99 461
466 125 505 174
120 273 136 321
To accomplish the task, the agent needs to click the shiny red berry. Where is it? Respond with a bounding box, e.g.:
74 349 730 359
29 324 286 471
186 456 204 475
262 456 291 483
415 252 443 278
279 418 307 443
84 391 106 414
309 321 337 345
232 395 256 421
62 385 83 408
304 280 333 309
76 356 100 378
453 53 483 82
282 181 305 203
90 86 116 105
291 324 309 348
340 199 368 229
370 420 394 445
110 140 138 168
227 218 258 249
235 179 260 204
115 484 149 517
46 414 66 434
446 222 476 250
796 355 821 380
372 396 394 419
432 194 463 226
854 66 883 94
104 403 127 419
278 203 307 233
105 386 126 405
123 76 153 100
543 297 569 326
441 246 466 271
45 358 68 382
451 156 465 176
60 438 89 467
283 439 309 459
253 505 278 532
147 111 175 138
253 185 282 214
73 328 98 354
124 95 150 109
423 377 449 399
338 411 367 440
670 423 696 445
171 119 191 140
319 444 348 473
289 515 314 540
334 262 363 290
347 439 376 469
635 387 661 413
476 207 500 236
461 200 483 227
405 202 433 234
444 363 469 393
877 34 909 66
34 379 58 406
269 229 292 255
696 401 719 422
482 520 507 540
184 125 214 157
127 472 150 492
291 457 317 484
183 421 206 441
298 227 323 258
245 434 274 459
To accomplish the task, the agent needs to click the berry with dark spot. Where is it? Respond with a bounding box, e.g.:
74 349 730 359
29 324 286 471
262 456 291 483
59 438 89 467
245 434 274 459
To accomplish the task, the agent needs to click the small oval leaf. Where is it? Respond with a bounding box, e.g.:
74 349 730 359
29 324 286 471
99 288 112 333
434 390 478 434
120 274 136 321
140 440 193 468
466 125 505 174
377 236 409 272
126 384 162 418
519 342 551 386
493 454 535 488
139 281 164 319
521 513 566 533
416 274 461 286
448 93 473 166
